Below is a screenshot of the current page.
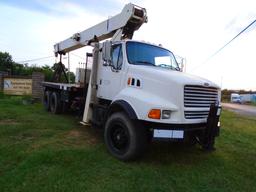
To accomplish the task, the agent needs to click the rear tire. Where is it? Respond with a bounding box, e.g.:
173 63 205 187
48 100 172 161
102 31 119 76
43 91 51 111
104 112 147 161
50 92 62 114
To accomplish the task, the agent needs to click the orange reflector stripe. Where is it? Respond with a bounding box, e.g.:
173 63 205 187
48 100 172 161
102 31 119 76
148 109 161 119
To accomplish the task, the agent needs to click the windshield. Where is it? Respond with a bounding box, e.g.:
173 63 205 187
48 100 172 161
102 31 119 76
126 42 179 71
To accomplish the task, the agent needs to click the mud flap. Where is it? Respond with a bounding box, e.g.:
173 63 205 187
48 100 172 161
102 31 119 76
201 102 222 151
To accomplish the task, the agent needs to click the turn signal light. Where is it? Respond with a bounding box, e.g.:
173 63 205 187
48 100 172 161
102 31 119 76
127 77 131 85
148 109 161 119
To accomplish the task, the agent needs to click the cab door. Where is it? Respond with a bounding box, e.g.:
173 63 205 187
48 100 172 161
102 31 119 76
97 44 125 100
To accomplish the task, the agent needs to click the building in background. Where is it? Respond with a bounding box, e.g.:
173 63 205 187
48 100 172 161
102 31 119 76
240 94 256 103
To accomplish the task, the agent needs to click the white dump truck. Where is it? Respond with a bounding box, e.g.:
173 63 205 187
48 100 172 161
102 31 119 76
43 3 221 160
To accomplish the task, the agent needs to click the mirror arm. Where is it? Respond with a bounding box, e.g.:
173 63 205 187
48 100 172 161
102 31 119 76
103 59 112 66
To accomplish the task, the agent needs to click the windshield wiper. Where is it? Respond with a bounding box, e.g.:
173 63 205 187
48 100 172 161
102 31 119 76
134 61 155 66
157 64 180 71
157 64 171 68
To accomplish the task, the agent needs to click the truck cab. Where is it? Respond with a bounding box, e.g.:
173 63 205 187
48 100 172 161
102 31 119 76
97 40 221 125
231 93 241 104
88 40 221 160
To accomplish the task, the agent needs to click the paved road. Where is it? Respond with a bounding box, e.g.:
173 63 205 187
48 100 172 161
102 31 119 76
222 103 256 116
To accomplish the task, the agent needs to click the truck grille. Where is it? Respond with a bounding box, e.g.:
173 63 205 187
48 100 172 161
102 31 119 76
184 85 218 108
184 85 218 119
184 111 209 119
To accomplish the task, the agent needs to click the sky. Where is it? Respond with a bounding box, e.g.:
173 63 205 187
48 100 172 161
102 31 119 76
0 0 255 90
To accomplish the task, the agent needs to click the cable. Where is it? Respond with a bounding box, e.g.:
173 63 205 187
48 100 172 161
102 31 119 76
17 56 54 63
192 18 256 71
71 53 86 60
16 52 87 64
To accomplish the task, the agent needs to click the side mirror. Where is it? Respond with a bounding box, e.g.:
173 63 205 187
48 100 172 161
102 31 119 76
181 58 186 72
102 41 112 66
176 57 186 72
180 62 184 72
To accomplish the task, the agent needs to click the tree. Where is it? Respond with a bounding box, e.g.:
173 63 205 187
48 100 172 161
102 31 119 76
0 52 14 74
66 71 75 83
0 51 75 83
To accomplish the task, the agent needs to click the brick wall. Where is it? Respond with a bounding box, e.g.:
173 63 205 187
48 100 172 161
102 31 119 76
32 72 45 99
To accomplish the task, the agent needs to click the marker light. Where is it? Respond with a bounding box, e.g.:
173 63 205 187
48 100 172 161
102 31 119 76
127 77 131 85
148 109 161 119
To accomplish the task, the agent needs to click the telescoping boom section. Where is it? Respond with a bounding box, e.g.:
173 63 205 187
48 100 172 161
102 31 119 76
54 3 147 55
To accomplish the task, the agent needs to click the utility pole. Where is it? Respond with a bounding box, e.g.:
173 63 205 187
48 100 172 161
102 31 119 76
220 76 223 89
68 52 70 84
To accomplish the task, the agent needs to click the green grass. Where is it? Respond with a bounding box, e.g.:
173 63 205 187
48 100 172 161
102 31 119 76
251 102 256 106
0 96 256 192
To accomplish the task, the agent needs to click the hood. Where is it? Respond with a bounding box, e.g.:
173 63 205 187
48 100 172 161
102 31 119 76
128 65 220 89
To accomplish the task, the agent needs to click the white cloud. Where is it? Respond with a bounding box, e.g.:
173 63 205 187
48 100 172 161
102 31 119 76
0 2 104 71
0 0 255 90
130 0 256 90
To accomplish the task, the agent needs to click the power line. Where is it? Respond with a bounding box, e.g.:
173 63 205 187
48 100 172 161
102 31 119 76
17 56 54 63
192 18 256 71
71 53 86 60
16 51 87 64
16 53 86 64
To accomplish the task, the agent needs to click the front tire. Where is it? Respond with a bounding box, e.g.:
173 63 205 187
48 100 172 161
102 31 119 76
104 112 147 161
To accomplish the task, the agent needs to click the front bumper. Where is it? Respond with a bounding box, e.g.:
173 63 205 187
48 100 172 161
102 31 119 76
141 103 222 140
142 121 208 140
143 121 207 131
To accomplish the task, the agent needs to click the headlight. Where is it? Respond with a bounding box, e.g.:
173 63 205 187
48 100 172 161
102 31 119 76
162 110 171 119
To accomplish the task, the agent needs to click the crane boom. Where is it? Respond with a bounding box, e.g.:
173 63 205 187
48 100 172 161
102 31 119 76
54 3 147 55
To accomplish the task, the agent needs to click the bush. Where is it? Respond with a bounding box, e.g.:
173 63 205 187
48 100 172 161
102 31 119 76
0 91 4 99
